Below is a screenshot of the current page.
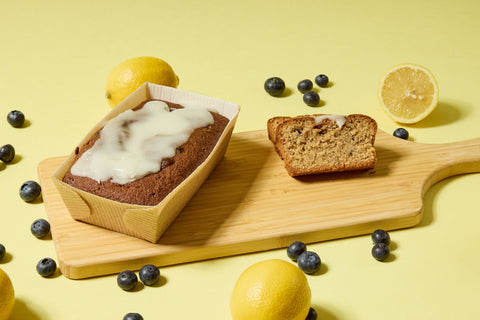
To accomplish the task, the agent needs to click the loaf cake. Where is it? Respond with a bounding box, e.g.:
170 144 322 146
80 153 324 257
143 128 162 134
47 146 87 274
62 99 229 206
267 114 377 176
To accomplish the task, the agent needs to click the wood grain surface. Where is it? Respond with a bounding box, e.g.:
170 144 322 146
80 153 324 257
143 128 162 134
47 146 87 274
37 129 480 279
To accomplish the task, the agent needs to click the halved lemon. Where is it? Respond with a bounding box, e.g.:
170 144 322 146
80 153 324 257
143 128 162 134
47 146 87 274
377 63 439 124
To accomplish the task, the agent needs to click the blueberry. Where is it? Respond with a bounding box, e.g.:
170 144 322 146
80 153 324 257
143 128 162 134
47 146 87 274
117 270 138 291
305 307 318 320
287 241 307 261
303 91 320 107
139 264 160 286
372 243 390 261
31 219 51 238
0 244 5 261
371 229 390 245
315 74 329 87
0 144 15 163
20 180 42 202
123 313 144 320
297 79 313 93
36 257 57 277
264 77 286 97
7 110 25 128
393 128 409 140
297 251 321 274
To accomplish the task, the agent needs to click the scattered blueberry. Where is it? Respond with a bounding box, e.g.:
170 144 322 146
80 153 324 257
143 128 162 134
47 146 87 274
36 257 57 277
393 128 409 140
287 241 307 261
0 244 5 261
123 313 144 320
303 91 320 107
297 251 321 274
7 110 25 128
117 270 138 291
305 307 318 320
20 180 42 202
264 77 286 97
297 79 313 93
371 229 390 245
315 74 329 87
0 144 15 163
31 219 51 238
372 243 390 261
139 264 160 286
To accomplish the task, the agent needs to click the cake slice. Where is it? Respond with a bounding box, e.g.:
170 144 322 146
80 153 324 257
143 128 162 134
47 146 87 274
267 116 291 143
268 114 377 176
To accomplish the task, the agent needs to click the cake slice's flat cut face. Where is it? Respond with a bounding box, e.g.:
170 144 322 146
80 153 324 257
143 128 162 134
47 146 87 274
271 114 377 176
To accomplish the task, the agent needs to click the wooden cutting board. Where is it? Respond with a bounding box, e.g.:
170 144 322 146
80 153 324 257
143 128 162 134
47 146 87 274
37 129 480 279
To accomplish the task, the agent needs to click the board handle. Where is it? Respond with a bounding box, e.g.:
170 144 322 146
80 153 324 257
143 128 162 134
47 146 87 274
442 137 480 174
425 137 480 193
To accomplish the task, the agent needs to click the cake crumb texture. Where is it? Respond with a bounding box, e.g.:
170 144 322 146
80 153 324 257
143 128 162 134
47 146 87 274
268 114 377 176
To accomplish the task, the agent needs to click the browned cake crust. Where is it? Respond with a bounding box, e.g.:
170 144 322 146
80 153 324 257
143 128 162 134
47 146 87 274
267 116 292 156
62 100 229 206
267 116 291 143
268 114 377 176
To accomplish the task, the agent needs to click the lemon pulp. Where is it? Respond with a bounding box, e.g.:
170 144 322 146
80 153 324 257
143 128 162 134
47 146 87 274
378 63 439 124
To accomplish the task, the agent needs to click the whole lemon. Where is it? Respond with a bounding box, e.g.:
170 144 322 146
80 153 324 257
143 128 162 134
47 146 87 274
0 268 15 320
230 259 311 320
105 56 179 108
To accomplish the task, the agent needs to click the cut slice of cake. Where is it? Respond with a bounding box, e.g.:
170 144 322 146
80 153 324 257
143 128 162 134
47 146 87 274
268 114 377 176
267 116 291 143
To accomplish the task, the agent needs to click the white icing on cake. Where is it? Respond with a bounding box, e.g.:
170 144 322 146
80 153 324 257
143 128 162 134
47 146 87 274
70 100 214 184
314 115 347 128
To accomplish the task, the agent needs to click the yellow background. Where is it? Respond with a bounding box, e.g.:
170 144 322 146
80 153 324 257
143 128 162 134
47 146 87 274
1 0 479 319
